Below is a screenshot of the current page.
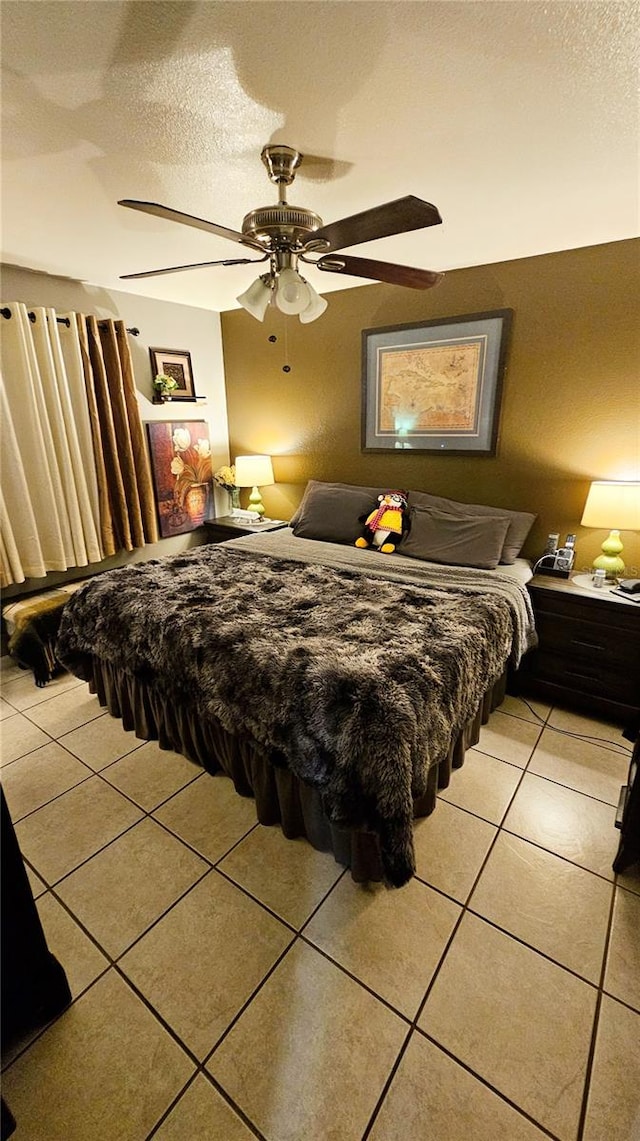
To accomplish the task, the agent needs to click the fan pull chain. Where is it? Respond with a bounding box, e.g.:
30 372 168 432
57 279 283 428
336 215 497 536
282 316 291 373
268 323 291 372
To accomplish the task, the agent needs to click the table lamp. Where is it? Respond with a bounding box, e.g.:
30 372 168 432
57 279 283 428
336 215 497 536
234 455 275 518
580 480 640 577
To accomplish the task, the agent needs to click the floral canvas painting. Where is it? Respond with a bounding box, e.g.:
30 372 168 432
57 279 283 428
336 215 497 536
146 421 213 537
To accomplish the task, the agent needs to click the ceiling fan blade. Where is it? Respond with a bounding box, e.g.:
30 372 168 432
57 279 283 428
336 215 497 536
308 196 442 253
120 256 267 280
118 199 266 253
316 254 443 290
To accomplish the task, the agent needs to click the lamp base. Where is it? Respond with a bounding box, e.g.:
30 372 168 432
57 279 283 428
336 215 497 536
592 529 625 579
248 486 265 517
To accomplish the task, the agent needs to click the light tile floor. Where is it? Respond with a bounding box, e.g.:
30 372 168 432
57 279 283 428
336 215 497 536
1 656 639 1141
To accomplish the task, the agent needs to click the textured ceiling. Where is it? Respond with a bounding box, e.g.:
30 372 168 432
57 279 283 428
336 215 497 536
2 1 638 313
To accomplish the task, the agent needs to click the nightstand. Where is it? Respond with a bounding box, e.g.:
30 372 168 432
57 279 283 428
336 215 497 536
515 575 640 723
202 516 289 543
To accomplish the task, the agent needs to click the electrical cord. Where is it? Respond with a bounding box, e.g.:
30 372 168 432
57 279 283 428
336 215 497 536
531 555 551 575
531 552 575 575
511 694 632 753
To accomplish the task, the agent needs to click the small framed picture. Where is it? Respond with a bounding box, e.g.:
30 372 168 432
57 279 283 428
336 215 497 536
149 347 196 401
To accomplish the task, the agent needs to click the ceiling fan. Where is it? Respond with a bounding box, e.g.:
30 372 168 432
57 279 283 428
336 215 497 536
119 144 444 323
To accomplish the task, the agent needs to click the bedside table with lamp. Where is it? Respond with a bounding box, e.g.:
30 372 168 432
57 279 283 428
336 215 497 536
515 479 640 723
518 479 640 879
205 453 288 543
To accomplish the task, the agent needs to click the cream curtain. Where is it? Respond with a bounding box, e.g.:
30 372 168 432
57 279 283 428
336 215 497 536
1 303 103 586
0 304 158 587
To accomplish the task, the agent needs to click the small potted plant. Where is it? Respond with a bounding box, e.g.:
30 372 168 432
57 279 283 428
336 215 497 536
153 373 179 403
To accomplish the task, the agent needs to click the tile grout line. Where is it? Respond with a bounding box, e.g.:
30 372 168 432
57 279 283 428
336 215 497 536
2 857 218 1073
498 825 619 889
144 1067 268 1141
575 878 618 1141
3 935 269 1141
16 832 344 1122
142 1072 203 1141
360 740 539 1140
200 937 299 1067
45 817 271 965
359 1025 414 1141
3 685 636 1139
0 958 112 1075
198 867 356 1069
445 716 623 987
364 707 619 1141
4 766 97 824
14 762 215 886
196 870 357 1085
414 1029 564 1141
519 769 629 811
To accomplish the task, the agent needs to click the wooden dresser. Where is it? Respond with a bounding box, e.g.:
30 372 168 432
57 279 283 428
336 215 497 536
515 575 640 724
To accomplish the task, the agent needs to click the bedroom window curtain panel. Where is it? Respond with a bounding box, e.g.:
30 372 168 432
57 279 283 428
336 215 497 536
0 303 158 587
75 315 158 556
1 302 103 586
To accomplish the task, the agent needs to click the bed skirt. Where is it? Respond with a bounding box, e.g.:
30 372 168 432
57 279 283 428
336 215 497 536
84 657 506 883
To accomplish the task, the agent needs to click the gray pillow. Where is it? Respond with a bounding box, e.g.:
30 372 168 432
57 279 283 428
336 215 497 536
291 481 383 543
408 490 535 564
290 480 383 528
400 506 511 569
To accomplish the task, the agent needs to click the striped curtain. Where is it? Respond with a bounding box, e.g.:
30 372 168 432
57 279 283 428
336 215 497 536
0 303 158 587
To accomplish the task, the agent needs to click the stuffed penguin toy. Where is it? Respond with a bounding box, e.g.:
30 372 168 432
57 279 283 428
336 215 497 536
355 491 410 554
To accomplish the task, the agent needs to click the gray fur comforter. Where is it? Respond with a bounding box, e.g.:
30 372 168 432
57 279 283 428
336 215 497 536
57 537 535 885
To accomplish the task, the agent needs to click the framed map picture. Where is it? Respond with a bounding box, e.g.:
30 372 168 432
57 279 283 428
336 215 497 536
361 310 512 455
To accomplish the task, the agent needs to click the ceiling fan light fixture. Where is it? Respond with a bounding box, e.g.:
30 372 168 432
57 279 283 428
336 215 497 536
119 145 443 309
236 274 272 321
274 267 311 315
299 281 328 324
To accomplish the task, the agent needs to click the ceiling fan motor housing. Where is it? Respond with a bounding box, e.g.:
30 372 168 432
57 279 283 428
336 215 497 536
241 204 324 248
260 144 302 186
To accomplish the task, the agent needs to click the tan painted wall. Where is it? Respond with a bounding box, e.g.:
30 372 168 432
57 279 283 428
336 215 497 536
222 239 640 573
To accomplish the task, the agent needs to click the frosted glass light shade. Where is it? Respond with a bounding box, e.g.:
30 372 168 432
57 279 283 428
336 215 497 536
581 480 640 576
299 282 328 324
274 268 311 315
236 276 271 321
237 269 329 323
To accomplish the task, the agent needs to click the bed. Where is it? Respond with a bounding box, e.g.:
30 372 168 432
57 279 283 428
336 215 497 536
56 484 537 886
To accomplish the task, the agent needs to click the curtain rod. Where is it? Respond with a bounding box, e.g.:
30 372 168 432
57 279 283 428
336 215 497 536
0 307 140 336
